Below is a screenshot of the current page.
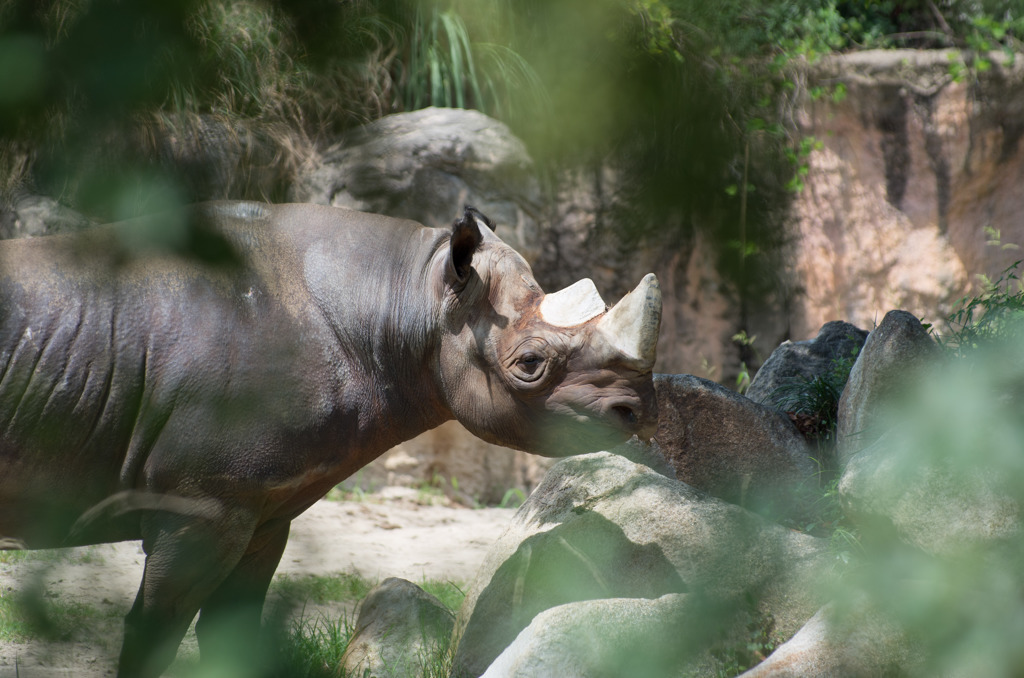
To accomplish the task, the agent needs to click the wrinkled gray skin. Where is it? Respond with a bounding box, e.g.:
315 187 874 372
0 202 658 677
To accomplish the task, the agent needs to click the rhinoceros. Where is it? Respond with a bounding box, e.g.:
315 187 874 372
0 201 660 676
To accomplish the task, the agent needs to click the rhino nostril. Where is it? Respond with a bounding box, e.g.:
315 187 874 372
611 404 638 428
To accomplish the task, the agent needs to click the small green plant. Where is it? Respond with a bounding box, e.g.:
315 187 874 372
699 355 720 382
0 592 29 641
711 597 777 677
403 7 482 112
400 4 546 123
735 362 752 395
768 347 859 445
784 136 823 194
797 467 864 560
274 612 355 678
415 473 449 505
266 576 464 678
732 330 758 393
419 579 466 613
0 588 101 642
932 260 1024 358
498 487 527 509
0 549 29 565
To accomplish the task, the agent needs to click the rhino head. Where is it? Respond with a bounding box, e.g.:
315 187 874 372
436 207 661 456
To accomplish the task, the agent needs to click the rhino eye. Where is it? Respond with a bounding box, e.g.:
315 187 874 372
513 352 546 382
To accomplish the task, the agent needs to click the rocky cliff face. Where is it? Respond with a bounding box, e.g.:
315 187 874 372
598 50 1024 381
788 49 1024 344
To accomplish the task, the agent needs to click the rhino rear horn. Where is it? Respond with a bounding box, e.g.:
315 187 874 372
596 273 661 372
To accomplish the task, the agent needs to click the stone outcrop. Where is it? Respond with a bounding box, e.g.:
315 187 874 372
791 50 1024 343
289 106 543 262
836 321 1022 558
835 309 938 467
839 426 1021 557
447 312 1024 677
647 374 820 521
451 452 833 677
339 577 454 678
745 321 868 410
480 594 697 678
737 600 918 678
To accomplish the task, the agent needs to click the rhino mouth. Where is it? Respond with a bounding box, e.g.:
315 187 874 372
598 393 657 439
535 397 655 457
610 403 639 427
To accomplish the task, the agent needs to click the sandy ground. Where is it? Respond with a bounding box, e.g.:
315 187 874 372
0 490 516 677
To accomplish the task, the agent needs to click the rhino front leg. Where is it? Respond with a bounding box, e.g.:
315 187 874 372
194 519 292 673
118 508 257 678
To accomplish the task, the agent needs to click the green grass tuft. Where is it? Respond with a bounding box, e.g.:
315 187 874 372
273 613 355 678
419 579 466 613
931 260 1024 358
270 572 376 606
768 347 859 446
0 589 102 642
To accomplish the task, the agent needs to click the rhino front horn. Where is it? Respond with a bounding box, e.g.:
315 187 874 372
596 273 661 372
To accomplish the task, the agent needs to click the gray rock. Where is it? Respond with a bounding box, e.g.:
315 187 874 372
829 340 1024 676
746 321 867 410
650 374 820 522
290 107 542 261
450 452 833 677
839 425 1021 558
738 600 918 678
479 594 700 678
835 310 938 468
339 577 454 678
0 195 93 239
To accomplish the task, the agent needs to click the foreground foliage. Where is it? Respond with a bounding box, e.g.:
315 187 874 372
2 0 1019 327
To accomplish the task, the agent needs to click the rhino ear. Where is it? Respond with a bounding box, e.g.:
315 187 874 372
448 206 485 286
464 205 496 232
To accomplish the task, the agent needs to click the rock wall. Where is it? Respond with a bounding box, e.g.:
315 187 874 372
539 167 740 380
550 50 1024 381
789 50 1024 341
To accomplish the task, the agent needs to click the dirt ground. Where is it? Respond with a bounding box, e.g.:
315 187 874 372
0 490 516 677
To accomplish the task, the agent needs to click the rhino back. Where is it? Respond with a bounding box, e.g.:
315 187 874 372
0 202 444 547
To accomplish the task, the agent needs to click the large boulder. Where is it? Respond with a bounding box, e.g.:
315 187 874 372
835 310 938 468
649 374 820 522
828 338 1024 676
839 426 1021 558
339 577 454 678
480 594 704 678
450 452 834 677
745 321 868 410
290 107 543 262
738 600 918 678
837 337 1024 557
